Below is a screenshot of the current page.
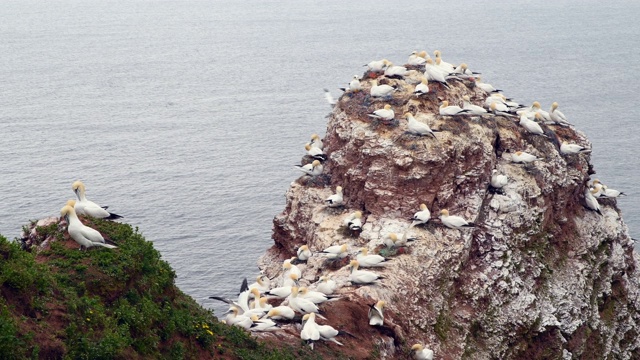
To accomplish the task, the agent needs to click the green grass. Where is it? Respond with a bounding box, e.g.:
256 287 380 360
0 219 311 359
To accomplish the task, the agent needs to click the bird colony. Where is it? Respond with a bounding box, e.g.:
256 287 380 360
250 49 637 359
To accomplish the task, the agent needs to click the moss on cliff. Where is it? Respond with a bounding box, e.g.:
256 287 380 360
0 218 313 360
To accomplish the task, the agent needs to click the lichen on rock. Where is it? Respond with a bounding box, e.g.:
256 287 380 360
259 61 640 359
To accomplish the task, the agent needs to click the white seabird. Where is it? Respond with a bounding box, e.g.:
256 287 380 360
305 144 327 161
316 322 344 346
511 151 543 163
347 260 383 285
439 209 475 229
462 95 487 115
326 186 344 207
324 89 337 106
411 344 434 360
295 160 323 176
60 205 117 250
299 287 337 304
488 101 511 115
356 248 387 267
490 169 508 189
224 307 253 329
439 101 470 116
297 245 312 261
434 50 455 73
300 313 321 349
315 275 338 295
72 181 122 219
560 142 591 155
408 51 427 65
549 102 571 126
451 63 479 77
265 306 296 320
248 274 271 293
368 300 386 326
383 232 416 248
368 104 395 121
310 134 323 149
530 101 552 121
410 203 431 227
346 75 362 92
424 59 450 88
344 211 363 231
404 113 437 138
593 180 626 198
384 62 408 79
370 79 396 98
413 78 430 96
519 113 548 137
366 59 390 72
475 76 501 93
250 314 279 332
585 187 603 215
283 258 302 279
289 287 320 314
321 244 349 260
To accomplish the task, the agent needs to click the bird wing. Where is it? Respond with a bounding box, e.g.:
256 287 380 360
83 202 111 218
79 226 105 244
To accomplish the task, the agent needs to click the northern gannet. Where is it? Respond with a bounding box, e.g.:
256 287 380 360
224 307 253 329
451 63 479 76
462 95 487 115
404 113 437 138
316 275 337 295
490 169 508 189
488 101 510 115
433 50 455 73
72 181 122 219
383 232 416 248
248 274 271 293
585 187 602 215
344 211 363 231
250 314 279 332
301 313 321 349
305 144 327 161
295 160 323 176
424 59 450 88
310 134 323 149
326 186 344 207
560 142 591 155
366 59 390 72
266 275 298 298
289 287 320 314
356 248 387 267
321 244 349 260
282 272 300 287
408 51 427 65
265 306 296 320
593 180 626 198
346 75 362 92
519 113 548 137
370 79 396 98
439 101 469 116
368 300 385 326
299 287 337 304
511 151 543 163
530 101 551 121
60 205 117 250
439 209 475 229
475 76 501 93
368 104 395 121
411 344 434 360
549 102 570 126
410 203 431 227
413 78 430 96
384 63 408 79
283 258 302 279
347 260 383 285
297 245 312 261
418 51 431 61
316 322 345 346
324 89 337 106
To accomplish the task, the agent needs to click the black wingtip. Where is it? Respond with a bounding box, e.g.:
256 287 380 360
240 278 249 293
106 213 123 220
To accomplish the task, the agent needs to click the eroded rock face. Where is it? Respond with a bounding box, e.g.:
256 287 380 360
259 70 640 359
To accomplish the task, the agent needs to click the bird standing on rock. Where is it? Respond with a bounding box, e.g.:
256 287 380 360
60 205 117 250
72 181 123 219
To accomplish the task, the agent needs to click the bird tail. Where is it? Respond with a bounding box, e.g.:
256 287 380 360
97 243 118 249
106 213 123 220
329 338 344 346
463 223 476 228
338 330 357 338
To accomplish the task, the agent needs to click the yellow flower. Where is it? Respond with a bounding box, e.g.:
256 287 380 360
206 330 213 335
86 318 90 321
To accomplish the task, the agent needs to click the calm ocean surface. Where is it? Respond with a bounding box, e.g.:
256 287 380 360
1 0 639 316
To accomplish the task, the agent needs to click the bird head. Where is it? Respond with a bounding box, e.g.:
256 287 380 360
66 199 76 207
419 203 427 211
441 101 449 107
71 181 85 196
411 344 424 353
383 104 391 110
440 209 450 216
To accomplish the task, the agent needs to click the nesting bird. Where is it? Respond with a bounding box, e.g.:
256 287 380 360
368 300 386 326
410 203 431 227
404 113 437 138
511 151 543 164
411 344 434 360
370 79 396 98
71 181 122 219
295 160 323 176
439 209 475 229
326 186 344 207
368 104 395 121
439 101 469 116
60 205 118 250
347 260 384 285
305 143 327 161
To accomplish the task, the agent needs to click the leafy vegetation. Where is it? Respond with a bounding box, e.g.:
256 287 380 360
0 218 310 359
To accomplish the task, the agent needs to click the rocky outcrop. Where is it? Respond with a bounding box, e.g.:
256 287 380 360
259 68 640 359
